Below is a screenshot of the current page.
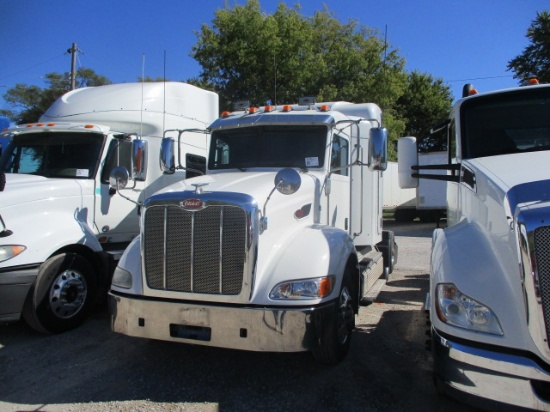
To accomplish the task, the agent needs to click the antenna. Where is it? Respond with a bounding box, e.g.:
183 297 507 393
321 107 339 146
163 50 167 132
140 53 145 138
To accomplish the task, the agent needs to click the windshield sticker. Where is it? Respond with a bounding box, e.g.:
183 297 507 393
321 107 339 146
305 157 319 167
76 169 89 177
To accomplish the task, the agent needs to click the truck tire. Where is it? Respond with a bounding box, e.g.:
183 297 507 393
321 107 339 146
22 253 97 334
312 272 355 364
394 208 415 222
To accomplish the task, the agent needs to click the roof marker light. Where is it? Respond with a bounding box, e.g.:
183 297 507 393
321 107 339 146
221 111 231 118
47 123 55 126
528 78 539 85
84 124 94 129
320 105 330 112
264 105 274 112
26 124 34 127
249 107 259 114
282 105 292 112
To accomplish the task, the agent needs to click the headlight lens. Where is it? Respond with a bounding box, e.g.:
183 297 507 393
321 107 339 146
111 266 133 289
0 245 26 263
436 283 503 335
270 276 334 300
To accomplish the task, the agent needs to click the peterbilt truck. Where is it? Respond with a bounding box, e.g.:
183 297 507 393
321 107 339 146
0 82 218 333
398 80 550 410
109 98 397 363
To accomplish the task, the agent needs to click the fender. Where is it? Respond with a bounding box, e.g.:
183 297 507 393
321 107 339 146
253 224 356 305
431 219 529 349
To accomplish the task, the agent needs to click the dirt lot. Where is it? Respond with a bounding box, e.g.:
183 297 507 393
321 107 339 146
0 220 481 412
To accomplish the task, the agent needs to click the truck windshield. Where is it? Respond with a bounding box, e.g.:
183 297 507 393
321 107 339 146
0 132 104 178
461 87 550 159
208 125 328 170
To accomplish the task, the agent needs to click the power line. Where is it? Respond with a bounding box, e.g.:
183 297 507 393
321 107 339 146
0 53 66 82
447 74 514 83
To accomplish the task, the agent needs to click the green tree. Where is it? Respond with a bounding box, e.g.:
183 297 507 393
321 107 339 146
190 0 408 158
3 68 111 124
396 71 452 152
507 11 550 84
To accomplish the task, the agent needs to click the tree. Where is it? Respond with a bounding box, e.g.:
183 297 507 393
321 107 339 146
190 0 408 158
507 11 550 84
3 68 111 124
396 71 452 152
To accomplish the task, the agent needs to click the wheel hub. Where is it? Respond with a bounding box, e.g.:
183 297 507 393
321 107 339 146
49 270 88 319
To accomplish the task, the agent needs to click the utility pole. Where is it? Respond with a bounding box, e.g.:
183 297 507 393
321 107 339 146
67 42 78 90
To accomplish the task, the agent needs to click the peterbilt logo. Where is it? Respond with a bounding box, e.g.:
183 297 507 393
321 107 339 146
181 198 204 210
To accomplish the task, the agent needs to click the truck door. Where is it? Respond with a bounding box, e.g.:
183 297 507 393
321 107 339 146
327 132 351 231
94 136 145 244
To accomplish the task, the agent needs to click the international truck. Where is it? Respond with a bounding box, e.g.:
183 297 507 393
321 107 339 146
108 98 397 363
398 80 550 410
0 82 218 334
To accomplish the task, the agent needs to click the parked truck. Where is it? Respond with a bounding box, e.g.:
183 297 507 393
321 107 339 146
398 80 550 410
385 152 447 223
108 98 397 363
0 82 218 333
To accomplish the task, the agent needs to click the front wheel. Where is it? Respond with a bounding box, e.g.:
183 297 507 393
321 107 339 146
312 273 355 364
23 253 97 334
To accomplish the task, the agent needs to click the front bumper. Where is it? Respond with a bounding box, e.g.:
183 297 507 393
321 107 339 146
0 265 39 322
109 291 335 352
433 328 550 410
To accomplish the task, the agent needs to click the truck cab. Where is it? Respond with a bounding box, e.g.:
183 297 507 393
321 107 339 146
398 81 550 409
109 98 397 363
0 82 218 333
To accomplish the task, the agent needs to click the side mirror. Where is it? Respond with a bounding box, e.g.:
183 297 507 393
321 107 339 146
109 166 130 191
397 137 419 189
160 137 175 174
131 139 148 181
274 168 301 195
368 128 388 171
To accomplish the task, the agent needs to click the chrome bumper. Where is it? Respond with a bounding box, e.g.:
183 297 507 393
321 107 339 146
109 291 334 352
433 328 550 410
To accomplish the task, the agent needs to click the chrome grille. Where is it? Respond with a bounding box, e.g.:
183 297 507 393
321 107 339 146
534 226 550 345
143 204 247 295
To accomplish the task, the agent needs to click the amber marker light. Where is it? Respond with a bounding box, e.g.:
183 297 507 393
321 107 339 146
319 276 335 298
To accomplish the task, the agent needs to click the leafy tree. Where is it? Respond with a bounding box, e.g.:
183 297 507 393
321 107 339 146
3 68 111 124
190 0 408 158
507 11 550 84
396 71 452 152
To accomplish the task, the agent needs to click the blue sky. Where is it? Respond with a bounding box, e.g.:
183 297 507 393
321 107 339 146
1 0 548 118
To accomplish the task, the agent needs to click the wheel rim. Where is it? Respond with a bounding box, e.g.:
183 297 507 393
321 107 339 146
48 269 88 319
337 286 354 345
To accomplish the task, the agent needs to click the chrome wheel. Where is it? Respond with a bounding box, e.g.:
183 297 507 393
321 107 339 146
49 269 88 319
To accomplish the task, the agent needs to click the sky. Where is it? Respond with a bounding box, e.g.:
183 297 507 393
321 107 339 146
1 0 549 119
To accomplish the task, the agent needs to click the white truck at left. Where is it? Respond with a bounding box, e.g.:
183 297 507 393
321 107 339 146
0 82 218 333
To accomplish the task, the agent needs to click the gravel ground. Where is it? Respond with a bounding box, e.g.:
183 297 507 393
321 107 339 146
0 220 481 412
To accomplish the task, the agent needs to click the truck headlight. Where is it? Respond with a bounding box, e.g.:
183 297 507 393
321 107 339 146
435 283 503 335
0 245 26 262
269 276 334 300
111 266 132 289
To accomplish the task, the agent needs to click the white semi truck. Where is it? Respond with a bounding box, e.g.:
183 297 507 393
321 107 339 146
108 98 397 363
399 80 550 410
0 82 218 333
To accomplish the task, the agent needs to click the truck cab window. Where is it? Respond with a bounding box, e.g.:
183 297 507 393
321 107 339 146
1 132 103 178
208 125 327 170
101 138 132 183
330 134 349 176
461 88 550 159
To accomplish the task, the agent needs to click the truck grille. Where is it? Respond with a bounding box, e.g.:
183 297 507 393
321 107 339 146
143 204 247 295
534 226 550 346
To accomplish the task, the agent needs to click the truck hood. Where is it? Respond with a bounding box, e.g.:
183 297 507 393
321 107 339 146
0 173 84 209
467 151 550 212
156 170 319 206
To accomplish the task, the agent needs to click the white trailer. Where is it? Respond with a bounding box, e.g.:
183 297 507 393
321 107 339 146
109 98 397 364
399 81 550 410
388 152 447 222
0 82 218 333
